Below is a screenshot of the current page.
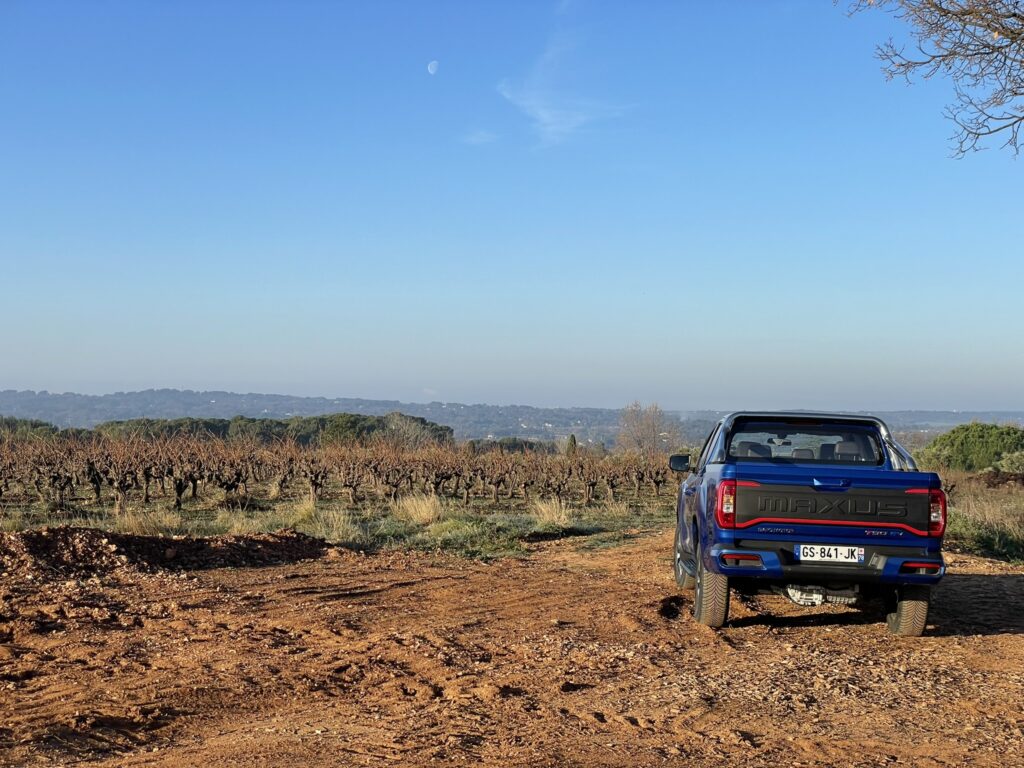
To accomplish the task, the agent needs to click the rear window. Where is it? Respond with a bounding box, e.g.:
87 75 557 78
726 420 884 466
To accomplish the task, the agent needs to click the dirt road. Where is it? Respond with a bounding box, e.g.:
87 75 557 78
1 526 1023 767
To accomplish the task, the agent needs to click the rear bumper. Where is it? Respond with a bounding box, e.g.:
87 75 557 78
706 541 945 585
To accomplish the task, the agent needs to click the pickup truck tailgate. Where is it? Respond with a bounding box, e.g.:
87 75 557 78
733 466 935 536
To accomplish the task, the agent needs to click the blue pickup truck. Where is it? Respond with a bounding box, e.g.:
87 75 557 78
670 412 946 636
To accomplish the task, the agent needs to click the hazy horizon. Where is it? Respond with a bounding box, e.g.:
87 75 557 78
2 2 1021 410
5 386 1024 416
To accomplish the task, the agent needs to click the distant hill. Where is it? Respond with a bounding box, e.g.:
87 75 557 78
0 389 628 443
1 390 1021 444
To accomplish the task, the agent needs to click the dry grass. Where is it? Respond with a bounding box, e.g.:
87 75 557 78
598 500 633 518
0 508 28 533
97 503 363 543
292 496 319 518
109 508 187 537
947 480 1024 562
530 498 573 528
212 510 268 536
302 509 362 544
0 475 684 559
390 494 447 525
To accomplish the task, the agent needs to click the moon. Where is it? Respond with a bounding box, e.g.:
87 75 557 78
427 60 439 75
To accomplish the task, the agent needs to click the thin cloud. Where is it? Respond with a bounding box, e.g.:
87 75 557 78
461 129 499 145
498 38 621 145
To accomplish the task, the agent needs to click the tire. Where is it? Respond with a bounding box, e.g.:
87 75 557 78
674 525 696 589
886 585 930 637
693 538 729 627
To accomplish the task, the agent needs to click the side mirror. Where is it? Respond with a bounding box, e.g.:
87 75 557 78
668 454 691 473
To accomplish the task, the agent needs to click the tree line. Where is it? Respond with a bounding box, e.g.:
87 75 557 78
0 412 453 447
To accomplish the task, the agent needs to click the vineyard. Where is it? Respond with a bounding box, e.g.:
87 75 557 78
0 435 678 555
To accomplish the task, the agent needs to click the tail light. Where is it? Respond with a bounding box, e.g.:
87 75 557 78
928 489 947 537
715 480 737 528
906 487 947 537
721 553 762 567
900 561 942 574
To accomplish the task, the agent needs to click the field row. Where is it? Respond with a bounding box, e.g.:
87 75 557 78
0 436 676 514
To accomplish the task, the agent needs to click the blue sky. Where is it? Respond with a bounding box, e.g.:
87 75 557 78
1 1 1020 411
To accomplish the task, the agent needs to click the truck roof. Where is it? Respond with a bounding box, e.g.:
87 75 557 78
719 411 893 437
713 412 915 470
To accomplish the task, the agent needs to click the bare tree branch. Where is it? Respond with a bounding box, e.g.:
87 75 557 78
615 402 682 458
852 0 1024 154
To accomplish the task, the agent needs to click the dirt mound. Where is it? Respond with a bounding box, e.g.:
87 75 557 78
0 526 331 578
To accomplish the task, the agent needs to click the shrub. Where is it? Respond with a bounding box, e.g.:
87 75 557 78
996 451 1024 475
917 422 1024 471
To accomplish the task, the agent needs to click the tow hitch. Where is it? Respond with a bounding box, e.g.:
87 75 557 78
776 584 859 607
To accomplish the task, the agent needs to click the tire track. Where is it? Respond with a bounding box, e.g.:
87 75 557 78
1 531 1022 766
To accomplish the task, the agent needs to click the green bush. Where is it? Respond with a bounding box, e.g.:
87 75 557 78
917 422 1024 471
996 451 1024 474
0 416 59 437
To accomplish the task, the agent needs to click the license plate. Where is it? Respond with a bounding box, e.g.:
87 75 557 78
794 544 865 563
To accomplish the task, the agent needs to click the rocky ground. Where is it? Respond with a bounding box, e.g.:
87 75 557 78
1 526 1022 767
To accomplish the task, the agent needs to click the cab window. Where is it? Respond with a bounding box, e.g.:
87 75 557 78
696 423 722 472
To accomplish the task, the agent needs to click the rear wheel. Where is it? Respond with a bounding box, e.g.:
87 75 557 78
886 585 930 636
693 539 729 627
674 524 695 589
